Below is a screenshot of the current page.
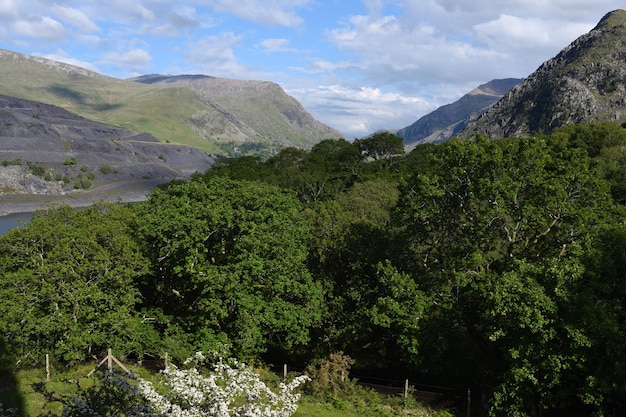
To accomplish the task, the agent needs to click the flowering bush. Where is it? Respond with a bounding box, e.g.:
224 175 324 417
62 352 309 417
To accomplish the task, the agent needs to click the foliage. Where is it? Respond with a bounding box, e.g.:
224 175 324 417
304 352 355 400
393 135 622 415
135 177 323 359
59 352 310 417
4 124 626 416
0 203 156 364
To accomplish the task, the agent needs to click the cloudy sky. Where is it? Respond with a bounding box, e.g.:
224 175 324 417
0 1 623 138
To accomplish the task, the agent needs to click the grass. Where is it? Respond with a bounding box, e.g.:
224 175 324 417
1 363 454 417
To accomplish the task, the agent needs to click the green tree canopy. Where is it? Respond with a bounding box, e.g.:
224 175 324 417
0 203 154 364
135 176 323 358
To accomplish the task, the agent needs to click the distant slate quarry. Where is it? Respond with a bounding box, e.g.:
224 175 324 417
396 78 522 147
460 9 626 139
0 94 213 213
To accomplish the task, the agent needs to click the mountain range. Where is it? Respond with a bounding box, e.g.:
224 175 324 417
396 78 522 147
0 49 341 158
397 9 626 145
1 9 626 212
459 9 626 138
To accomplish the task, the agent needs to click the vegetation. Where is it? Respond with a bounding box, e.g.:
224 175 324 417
2 125 626 416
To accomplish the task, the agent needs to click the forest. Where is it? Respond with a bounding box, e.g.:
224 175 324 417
2 123 626 416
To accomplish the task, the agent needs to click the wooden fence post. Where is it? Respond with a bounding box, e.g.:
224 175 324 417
87 349 131 377
404 379 409 399
283 364 288 379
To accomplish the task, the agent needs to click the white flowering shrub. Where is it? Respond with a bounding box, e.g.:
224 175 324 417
62 352 309 417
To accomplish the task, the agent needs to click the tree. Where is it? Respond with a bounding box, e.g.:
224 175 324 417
135 177 323 359
354 132 405 171
304 179 424 369
0 203 155 364
392 136 620 415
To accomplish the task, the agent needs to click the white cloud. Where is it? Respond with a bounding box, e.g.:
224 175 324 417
473 14 594 55
103 48 152 73
258 38 297 53
13 16 67 41
184 32 249 76
51 5 98 33
290 84 435 138
207 0 313 27
135 4 155 22
0 0 18 19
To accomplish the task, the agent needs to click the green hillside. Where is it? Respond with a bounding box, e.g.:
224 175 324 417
0 49 340 157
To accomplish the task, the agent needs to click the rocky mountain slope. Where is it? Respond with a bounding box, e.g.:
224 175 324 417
0 94 213 214
396 78 521 147
460 9 626 138
0 49 341 158
131 74 341 154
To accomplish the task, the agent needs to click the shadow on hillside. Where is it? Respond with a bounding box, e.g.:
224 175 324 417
0 337 24 417
47 85 123 112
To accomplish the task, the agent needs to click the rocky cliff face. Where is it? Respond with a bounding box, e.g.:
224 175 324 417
460 9 626 139
396 78 521 147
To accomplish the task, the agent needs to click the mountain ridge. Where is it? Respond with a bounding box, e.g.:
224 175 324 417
460 9 626 138
396 78 522 147
0 49 341 158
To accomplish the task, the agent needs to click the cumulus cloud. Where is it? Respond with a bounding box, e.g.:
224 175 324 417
0 0 18 19
258 38 298 53
13 16 67 41
103 48 152 73
184 32 249 76
51 5 98 33
291 84 434 139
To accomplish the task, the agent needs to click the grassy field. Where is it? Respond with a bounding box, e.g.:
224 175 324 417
0 362 453 417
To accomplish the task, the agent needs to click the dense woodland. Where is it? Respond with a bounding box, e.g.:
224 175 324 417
2 123 626 416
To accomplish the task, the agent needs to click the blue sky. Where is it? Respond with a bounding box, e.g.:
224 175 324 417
0 1 623 139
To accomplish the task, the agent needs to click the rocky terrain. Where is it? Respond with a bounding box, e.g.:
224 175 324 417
396 78 521 147
0 94 213 214
0 49 342 158
460 9 626 138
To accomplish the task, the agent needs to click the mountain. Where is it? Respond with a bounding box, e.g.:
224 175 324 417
460 9 626 139
131 74 341 155
0 93 213 214
396 78 522 147
0 49 341 158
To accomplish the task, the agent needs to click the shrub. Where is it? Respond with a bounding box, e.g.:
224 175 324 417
304 352 356 400
60 352 309 417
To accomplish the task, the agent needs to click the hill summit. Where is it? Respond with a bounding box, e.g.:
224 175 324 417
460 9 626 138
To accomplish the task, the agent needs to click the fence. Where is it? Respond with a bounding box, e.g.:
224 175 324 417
41 351 467 414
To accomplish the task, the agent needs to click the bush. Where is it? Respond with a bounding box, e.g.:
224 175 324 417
305 352 356 400
60 352 310 417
